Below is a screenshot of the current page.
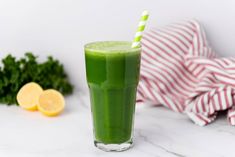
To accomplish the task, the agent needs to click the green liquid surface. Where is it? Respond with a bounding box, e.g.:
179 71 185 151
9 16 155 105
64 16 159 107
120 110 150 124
85 41 141 144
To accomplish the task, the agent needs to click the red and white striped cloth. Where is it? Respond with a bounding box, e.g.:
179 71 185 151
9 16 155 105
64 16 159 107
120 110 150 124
137 20 235 126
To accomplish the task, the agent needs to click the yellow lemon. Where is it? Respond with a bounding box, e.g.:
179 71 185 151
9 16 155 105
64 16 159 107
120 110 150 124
38 89 65 116
17 82 43 111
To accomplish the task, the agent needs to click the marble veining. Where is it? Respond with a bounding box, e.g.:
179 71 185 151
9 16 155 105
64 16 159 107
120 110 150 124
0 91 234 157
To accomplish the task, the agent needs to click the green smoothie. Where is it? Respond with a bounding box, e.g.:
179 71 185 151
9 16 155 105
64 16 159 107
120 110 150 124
85 41 141 145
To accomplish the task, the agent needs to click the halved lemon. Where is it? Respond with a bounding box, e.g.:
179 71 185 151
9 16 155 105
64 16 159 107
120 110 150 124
38 89 65 116
17 82 43 111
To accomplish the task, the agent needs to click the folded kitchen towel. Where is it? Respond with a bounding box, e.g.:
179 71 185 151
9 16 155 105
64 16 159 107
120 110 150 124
137 19 235 126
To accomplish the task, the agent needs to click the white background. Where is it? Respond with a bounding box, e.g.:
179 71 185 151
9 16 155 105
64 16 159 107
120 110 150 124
0 0 235 91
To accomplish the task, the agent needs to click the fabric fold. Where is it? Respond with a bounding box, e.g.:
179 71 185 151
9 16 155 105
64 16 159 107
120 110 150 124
137 19 235 126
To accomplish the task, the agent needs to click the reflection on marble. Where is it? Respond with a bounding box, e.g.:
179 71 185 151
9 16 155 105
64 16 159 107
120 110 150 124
0 91 234 157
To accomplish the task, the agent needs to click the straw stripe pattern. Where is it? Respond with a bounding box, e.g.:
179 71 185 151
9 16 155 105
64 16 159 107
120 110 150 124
137 19 235 126
132 11 149 48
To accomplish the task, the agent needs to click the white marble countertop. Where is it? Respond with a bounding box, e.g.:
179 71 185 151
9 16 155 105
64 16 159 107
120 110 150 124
0 92 234 157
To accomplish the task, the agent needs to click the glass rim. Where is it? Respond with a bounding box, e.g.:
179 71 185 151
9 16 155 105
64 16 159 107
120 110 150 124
84 41 141 54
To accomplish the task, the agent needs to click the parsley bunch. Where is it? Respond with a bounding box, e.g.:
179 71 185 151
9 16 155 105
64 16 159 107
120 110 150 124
0 53 73 105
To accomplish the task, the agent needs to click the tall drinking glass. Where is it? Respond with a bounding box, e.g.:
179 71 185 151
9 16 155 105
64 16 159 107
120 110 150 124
85 41 141 152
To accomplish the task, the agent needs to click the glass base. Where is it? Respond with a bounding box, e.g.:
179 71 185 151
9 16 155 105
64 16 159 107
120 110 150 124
94 140 133 152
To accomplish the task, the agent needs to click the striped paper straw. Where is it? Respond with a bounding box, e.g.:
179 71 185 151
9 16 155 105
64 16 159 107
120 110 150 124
132 10 149 48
